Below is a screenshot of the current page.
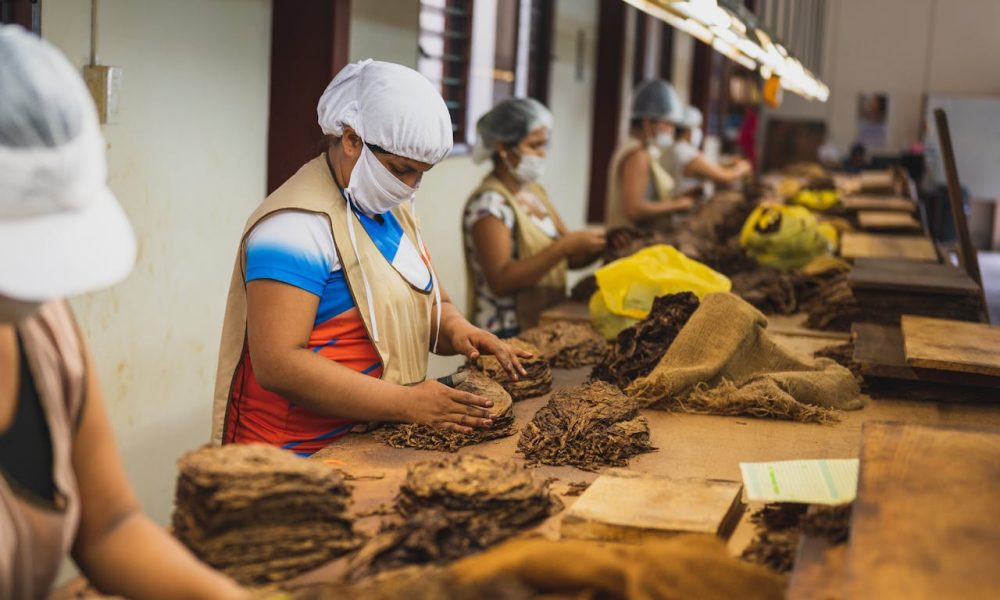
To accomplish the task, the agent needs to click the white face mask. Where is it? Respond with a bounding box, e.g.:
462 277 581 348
509 153 545 184
655 131 675 148
344 144 417 215
691 127 704 148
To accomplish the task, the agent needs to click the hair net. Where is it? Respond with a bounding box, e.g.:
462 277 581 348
631 79 684 124
317 59 453 164
681 105 703 129
471 97 553 164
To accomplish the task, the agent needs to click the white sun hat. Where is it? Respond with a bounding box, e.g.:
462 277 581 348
0 25 135 301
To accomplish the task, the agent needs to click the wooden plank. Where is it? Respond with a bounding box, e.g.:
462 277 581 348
901 315 1000 376
841 195 916 213
858 169 895 192
560 470 744 542
844 422 1000 599
537 301 591 326
857 210 922 232
848 259 981 295
840 233 938 262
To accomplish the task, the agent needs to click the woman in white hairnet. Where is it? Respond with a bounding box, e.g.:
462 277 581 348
462 98 605 337
661 105 751 197
213 60 529 454
605 79 693 230
0 26 244 599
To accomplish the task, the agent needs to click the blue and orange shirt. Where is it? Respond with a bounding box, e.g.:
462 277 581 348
223 207 431 455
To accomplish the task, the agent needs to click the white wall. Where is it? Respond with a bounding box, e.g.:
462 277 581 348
349 0 419 65
765 0 1000 157
41 0 272 529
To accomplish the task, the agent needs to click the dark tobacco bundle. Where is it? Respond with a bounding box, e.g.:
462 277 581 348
814 342 862 380
801 503 853 544
803 273 861 331
730 268 799 315
172 444 362 585
591 293 700 390
741 503 853 574
472 338 552 401
698 239 760 276
517 381 653 471
518 321 608 369
570 274 598 303
374 372 516 452
346 455 561 580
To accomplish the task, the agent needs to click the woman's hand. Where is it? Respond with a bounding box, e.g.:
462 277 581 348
448 323 530 380
558 230 606 258
405 380 495 434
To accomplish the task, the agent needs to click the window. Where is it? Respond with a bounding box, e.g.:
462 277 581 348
0 0 41 33
419 0 555 151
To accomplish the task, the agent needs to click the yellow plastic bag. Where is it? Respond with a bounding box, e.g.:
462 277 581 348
739 203 837 271
589 245 731 339
791 188 839 211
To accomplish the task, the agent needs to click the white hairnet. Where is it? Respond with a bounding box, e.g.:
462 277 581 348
631 79 683 124
317 59 453 164
471 97 553 164
682 105 703 129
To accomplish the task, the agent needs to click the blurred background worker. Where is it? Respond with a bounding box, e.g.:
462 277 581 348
463 98 605 338
0 26 244 599
662 105 752 199
605 79 693 231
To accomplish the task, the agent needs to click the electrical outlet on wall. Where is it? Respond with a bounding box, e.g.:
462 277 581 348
83 65 122 124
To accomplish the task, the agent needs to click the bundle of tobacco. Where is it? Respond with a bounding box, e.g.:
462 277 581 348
373 371 516 452
172 444 362 585
471 338 552 400
729 268 799 315
569 274 598 303
346 455 561 580
814 341 862 380
518 381 653 470
592 292 700 390
741 503 853 574
603 227 673 262
517 321 608 368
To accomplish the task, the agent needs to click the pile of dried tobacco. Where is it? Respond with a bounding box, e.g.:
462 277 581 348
592 293 700 390
741 502 854 574
346 455 561 580
518 320 608 368
517 381 653 470
373 372 516 452
172 444 362 585
471 338 552 400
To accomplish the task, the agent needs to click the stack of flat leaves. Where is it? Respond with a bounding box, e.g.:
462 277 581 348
172 444 362 585
346 454 561 581
472 338 552 401
518 321 608 369
373 371 516 452
517 381 653 471
592 293 700 390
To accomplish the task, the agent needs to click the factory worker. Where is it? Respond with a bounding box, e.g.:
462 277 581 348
213 60 529 454
463 98 605 338
662 105 751 196
0 26 244 599
605 79 693 230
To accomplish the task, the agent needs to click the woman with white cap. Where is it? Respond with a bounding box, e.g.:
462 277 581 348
662 105 751 197
462 98 605 338
0 26 244 599
213 60 529 454
604 79 693 230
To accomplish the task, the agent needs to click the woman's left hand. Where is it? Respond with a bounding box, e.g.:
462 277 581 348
450 325 530 380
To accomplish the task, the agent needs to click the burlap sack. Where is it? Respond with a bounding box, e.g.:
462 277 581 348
627 292 863 422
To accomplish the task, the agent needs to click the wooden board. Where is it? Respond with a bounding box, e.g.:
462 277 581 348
787 519 848 600
844 422 1000 599
839 233 938 262
858 169 895 191
848 258 981 295
560 470 744 542
901 315 1000 376
857 210 922 232
841 195 916 213
537 300 591 326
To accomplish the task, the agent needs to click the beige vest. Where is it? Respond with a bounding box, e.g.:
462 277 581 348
604 137 676 229
211 156 433 444
1 301 84 599
463 175 567 331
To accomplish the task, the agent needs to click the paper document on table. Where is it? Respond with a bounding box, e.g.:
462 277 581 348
739 459 859 504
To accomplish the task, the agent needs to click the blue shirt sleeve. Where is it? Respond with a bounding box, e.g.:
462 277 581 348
245 211 336 297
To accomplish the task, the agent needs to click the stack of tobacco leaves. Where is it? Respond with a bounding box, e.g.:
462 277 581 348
172 444 362 585
569 274 598 303
517 321 608 368
346 454 561 580
517 381 653 470
729 268 799 315
814 341 862 381
741 503 854 574
592 293 700 390
471 338 552 400
373 371 516 452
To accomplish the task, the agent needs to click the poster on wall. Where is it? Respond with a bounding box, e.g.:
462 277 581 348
857 93 888 147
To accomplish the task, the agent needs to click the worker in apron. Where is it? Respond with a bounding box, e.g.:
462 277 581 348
213 60 529 454
605 79 693 231
661 105 751 199
462 98 605 338
0 26 244 599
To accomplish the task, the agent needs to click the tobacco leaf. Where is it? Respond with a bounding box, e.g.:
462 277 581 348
471 338 552 401
741 502 853 574
517 321 608 369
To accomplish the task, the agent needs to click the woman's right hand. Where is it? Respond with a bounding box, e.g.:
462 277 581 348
404 380 495 434
559 230 607 258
